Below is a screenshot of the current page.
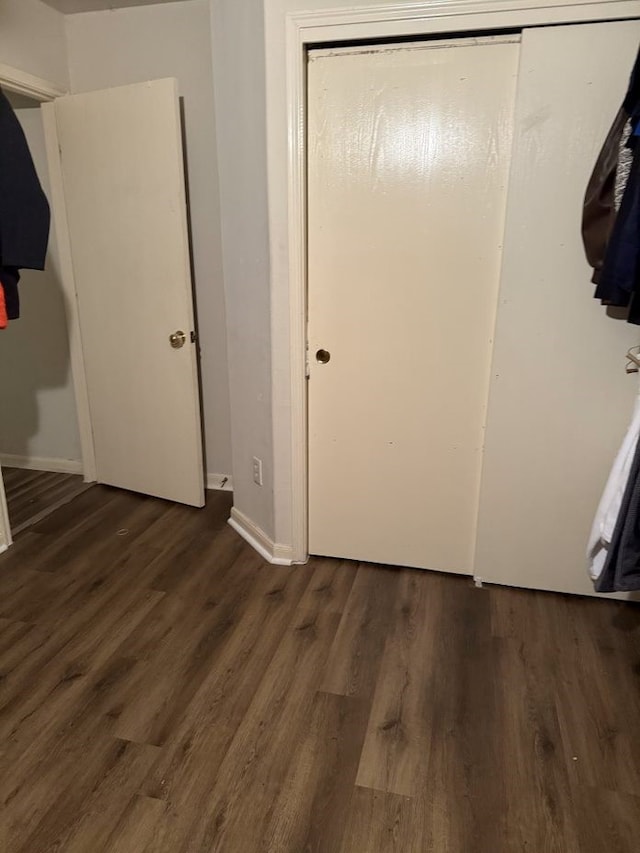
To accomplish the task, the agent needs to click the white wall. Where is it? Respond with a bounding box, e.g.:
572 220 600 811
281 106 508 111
0 102 81 467
66 0 232 480
209 0 274 537
0 0 69 88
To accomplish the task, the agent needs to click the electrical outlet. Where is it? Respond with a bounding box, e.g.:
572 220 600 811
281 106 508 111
252 456 263 486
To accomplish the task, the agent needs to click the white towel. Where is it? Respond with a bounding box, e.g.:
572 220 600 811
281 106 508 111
588 385 640 580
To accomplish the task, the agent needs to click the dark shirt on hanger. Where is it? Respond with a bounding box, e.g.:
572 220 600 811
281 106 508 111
0 88 51 320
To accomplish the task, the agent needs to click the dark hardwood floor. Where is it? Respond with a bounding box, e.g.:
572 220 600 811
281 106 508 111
2 467 91 535
0 485 640 851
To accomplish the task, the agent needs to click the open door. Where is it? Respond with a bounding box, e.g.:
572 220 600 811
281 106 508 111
43 79 204 507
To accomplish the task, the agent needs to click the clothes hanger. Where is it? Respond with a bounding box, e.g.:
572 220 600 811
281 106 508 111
625 345 640 374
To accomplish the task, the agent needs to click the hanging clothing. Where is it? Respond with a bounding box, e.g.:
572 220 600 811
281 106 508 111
585 49 640 589
583 106 629 284
0 88 50 318
0 283 7 330
594 148 640 310
0 267 20 321
583 47 640 308
593 431 640 593
588 384 640 584
615 119 633 210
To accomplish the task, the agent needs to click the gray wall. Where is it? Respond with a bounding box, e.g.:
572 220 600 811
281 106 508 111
210 0 274 536
0 0 69 89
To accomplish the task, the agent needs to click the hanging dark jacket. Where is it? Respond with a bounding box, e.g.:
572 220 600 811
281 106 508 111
582 106 629 285
0 88 51 319
583 47 640 306
594 146 640 310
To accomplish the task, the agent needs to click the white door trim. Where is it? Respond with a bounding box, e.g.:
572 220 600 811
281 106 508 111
283 0 640 563
0 63 66 102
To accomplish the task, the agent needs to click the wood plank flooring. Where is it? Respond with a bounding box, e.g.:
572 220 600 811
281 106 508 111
0 485 640 851
2 466 91 535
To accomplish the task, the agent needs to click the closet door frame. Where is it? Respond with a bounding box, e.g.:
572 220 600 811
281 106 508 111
279 0 640 564
0 65 95 551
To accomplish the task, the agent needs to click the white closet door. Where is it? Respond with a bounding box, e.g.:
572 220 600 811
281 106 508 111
307 38 519 572
49 79 204 507
475 21 640 596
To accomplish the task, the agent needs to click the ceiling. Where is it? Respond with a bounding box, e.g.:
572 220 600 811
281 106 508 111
40 0 190 13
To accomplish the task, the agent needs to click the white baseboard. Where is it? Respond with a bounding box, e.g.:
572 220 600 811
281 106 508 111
0 543 8 556
206 472 233 491
0 454 83 475
2 459 234 490
228 507 294 566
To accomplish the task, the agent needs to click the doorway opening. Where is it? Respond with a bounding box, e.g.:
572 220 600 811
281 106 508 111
0 89 87 539
0 68 206 551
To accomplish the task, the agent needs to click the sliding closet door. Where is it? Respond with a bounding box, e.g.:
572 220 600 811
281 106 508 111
475 21 640 596
307 38 519 572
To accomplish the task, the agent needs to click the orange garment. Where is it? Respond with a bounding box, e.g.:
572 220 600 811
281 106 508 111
0 284 7 329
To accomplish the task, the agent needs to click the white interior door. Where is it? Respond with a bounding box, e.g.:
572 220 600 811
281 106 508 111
307 37 519 572
47 79 204 507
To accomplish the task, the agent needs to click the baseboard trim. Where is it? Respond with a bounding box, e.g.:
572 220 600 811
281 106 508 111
206 473 233 492
0 543 8 556
0 454 83 475
228 507 294 566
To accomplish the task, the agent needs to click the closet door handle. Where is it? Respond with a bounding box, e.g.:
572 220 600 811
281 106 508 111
169 330 186 349
316 349 331 364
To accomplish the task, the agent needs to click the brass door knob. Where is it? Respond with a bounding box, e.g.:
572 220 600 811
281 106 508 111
316 349 331 364
169 330 186 349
